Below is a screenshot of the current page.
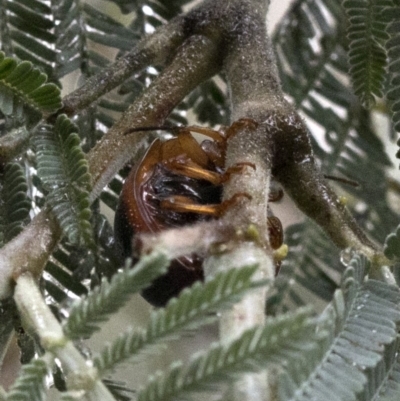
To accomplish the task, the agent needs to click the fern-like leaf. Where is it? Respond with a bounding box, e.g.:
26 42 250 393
274 0 396 244
279 253 400 401
83 4 139 52
0 52 61 123
0 162 30 247
343 0 391 108
267 220 341 314
375 340 400 400
53 0 86 79
0 0 57 78
94 265 265 373
385 5 400 134
7 358 47 401
136 308 320 401
34 115 93 247
103 379 134 401
384 223 400 260
186 78 230 126
273 0 345 107
63 252 169 339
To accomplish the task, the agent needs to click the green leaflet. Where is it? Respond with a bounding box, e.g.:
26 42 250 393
279 254 400 401
94 265 264 374
34 114 93 247
0 162 31 248
137 308 320 401
7 358 47 401
273 0 395 246
186 78 230 126
385 5 400 136
63 253 169 339
54 0 138 79
375 340 400 401
43 214 120 305
1 0 57 78
273 0 344 108
267 220 340 314
343 0 391 108
384 223 400 260
0 52 61 124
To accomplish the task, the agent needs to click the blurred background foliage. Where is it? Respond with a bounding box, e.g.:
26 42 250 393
0 0 400 399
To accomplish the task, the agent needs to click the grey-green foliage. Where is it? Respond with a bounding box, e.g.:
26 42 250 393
267 221 341 313
34 114 93 247
386 1 400 133
343 0 391 109
6 358 47 401
0 52 61 126
271 0 399 315
63 253 169 339
0 162 30 247
94 265 265 374
376 340 400 401
0 0 57 78
0 0 400 399
279 254 400 401
137 308 320 401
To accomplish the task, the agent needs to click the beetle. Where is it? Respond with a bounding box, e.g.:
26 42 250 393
114 118 284 306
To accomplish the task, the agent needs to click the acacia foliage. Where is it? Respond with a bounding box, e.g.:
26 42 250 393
0 0 399 400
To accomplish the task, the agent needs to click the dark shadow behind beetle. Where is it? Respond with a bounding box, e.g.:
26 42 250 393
114 120 284 307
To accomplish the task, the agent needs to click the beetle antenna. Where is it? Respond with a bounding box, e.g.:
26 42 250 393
324 174 360 188
124 126 180 135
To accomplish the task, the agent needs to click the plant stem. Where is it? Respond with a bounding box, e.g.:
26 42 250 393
201 2 279 401
60 18 187 116
88 34 221 199
0 127 30 166
13 273 116 401
0 299 14 371
205 246 274 401
0 33 220 301
0 211 60 298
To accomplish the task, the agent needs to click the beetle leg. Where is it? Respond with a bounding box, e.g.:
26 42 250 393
268 187 284 202
224 118 259 140
160 193 252 217
267 214 286 275
267 215 283 250
185 126 225 143
219 162 256 183
164 157 223 185
164 158 255 186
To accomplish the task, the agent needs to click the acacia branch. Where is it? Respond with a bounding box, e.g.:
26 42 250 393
0 33 220 299
88 34 221 198
60 18 188 116
1 0 384 302
0 0 391 360
13 273 116 400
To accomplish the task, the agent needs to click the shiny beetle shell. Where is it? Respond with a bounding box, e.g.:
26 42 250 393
114 121 284 306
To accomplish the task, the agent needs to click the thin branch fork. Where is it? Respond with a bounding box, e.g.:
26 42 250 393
0 1 393 400
13 273 116 400
0 0 390 360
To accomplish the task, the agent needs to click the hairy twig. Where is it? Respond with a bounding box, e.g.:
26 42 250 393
60 18 188 116
0 33 220 299
0 0 385 300
13 273 116 400
0 3 392 395
87 34 221 199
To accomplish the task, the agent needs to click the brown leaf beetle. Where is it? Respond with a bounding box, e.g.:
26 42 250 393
114 119 284 306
